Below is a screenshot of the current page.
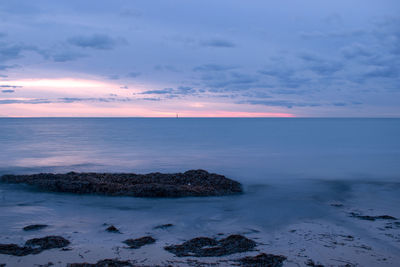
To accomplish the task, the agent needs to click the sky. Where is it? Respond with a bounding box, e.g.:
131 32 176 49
0 0 399 117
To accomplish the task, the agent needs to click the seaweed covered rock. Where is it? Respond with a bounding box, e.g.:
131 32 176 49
67 259 132 267
105 225 120 233
0 236 70 256
23 224 48 231
164 234 256 257
349 212 397 221
1 170 242 198
238 253 287 267
123 236 156 249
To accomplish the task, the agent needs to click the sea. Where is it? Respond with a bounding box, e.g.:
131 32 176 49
0 118 399 265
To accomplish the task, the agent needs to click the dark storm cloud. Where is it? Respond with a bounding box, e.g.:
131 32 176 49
68 34 117 50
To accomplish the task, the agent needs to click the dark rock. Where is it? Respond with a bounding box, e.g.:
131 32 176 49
349 212 397 221
67 259 132 267
305 259 325 267
25 236 70 252
238 253 287 267
123 236 156 249
0 264 5 267
1 170 242 197
0 236 70 256
106 225 120 233
0 244 32 256
164 234 256 257
153 223 174 230
23 224 48 231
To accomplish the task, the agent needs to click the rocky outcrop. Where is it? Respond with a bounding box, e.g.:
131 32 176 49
237 253 287 267
153 223 174 230
105 225 120 233
0 236 70 256
67 259 132 267
23 224 48 231
1 170 242 197
123 236 156 249
164 234 256 257
349 212 397 221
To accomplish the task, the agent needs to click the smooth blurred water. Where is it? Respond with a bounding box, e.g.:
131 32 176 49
0 118 399 182
1 118 400 266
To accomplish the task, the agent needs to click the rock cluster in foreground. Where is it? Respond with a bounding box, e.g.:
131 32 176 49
164 234 256 257
1 170 242 197
0 236 70 256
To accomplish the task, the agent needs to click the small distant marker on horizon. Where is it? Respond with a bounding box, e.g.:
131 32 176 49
176 113 178 118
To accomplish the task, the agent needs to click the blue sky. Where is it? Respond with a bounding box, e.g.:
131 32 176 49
0 0 399 117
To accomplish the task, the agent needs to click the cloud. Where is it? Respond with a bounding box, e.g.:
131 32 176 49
176 86 195 94
0 85 22 89
193 64 236 72
259 64 311 89
141 86 195 96
237 99 321 108
52 51 87 62
0 43 38 62
0 97 137 105
0 98 51 104
154 65 179 72
1 89 14 93
107 74 120 80
200 71 259 91
119 8 142 18
299 29 366 39
138 97 161 101
300 53 343 75
333 102 346 106
200 39 235 48
364 65 398 79
141 88 173 94
127 72 141 78
340 43 372 59
68 34 117 50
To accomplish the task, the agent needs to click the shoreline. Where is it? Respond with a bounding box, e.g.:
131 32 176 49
1 180 400 266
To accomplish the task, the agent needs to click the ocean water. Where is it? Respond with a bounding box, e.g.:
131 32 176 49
0 118 400 265
1 118 399 180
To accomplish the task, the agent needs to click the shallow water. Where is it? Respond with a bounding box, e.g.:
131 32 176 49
0 118 400 266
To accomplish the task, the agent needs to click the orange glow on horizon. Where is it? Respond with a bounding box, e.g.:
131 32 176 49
0 103 295 118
